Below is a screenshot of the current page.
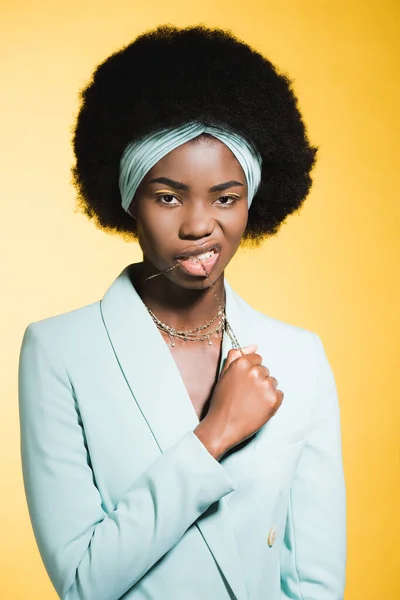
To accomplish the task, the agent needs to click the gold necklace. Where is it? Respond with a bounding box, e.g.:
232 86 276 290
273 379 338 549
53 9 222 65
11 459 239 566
135 258 242 350
145 305 225 346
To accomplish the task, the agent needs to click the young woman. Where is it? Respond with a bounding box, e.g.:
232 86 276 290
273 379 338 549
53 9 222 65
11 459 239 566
18 24 346 600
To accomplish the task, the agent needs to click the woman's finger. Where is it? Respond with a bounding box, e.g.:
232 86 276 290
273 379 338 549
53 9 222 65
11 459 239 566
221 344 258 374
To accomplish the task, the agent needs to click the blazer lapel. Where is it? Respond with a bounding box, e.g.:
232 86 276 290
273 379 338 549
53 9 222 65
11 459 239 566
100 263 199 450
100 263 248 600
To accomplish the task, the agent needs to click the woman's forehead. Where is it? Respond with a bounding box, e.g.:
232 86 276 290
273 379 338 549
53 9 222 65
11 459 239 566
145 137 246 182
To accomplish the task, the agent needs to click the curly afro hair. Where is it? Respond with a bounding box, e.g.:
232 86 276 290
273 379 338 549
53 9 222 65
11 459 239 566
72 24 318 245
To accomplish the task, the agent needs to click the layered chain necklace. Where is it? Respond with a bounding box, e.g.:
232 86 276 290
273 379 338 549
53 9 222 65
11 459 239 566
145 305 224 346
134 258 241 350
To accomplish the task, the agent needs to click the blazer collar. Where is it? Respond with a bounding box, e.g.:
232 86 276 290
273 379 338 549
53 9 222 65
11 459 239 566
100 262 249 600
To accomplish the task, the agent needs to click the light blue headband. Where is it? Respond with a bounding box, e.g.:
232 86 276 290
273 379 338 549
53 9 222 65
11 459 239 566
119 121 263 213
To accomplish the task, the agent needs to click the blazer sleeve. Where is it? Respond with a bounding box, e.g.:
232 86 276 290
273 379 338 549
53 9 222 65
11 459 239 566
18 323 235 600
280 333 347 600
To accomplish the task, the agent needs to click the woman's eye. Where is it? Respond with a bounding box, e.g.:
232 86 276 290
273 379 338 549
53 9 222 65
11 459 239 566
215 196 237 206
157 194 181 205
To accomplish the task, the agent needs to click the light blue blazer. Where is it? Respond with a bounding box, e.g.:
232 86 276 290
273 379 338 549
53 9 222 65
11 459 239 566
18 263 346 600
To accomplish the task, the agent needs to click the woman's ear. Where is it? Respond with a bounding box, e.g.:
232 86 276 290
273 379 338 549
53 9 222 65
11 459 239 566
127 200 136 219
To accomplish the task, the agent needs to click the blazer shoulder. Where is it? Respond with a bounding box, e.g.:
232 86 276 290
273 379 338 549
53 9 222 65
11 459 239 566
234 295 328 402
235 292 320 347
21 301 102 349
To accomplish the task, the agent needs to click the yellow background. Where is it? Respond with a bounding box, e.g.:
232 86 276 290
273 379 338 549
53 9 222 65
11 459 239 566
1 0 399 598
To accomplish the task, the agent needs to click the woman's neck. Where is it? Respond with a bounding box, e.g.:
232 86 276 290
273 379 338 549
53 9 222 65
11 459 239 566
132 261 225 332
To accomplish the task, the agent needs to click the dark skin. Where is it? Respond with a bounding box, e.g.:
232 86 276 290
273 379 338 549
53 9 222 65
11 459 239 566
130 135 284 458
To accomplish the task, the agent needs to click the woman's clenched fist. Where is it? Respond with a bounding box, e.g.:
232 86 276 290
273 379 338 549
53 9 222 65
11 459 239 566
194 344 284 460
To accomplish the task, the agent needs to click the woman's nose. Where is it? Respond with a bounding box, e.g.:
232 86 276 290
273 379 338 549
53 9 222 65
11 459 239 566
178 203 215 239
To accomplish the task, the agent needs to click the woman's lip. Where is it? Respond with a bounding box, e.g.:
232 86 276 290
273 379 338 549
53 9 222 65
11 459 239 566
175 243 221 260
176 251 220 277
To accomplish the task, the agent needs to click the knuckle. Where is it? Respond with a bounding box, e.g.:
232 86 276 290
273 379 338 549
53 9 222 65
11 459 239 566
249 365 260 380
270 397 281 414
267 389 281 407
274 389 284 408
264 377 275 390
232 357 247 372
240 356 252 368
269 386 277 395
232 356 241 367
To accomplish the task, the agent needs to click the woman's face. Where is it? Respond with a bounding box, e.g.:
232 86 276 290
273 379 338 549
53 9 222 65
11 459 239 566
129 134 249 289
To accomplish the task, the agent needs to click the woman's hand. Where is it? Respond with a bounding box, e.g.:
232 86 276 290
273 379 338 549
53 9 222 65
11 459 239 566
194 345 284 460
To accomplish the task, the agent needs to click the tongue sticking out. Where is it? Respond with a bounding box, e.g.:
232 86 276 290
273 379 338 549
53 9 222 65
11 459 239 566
178 250 219 276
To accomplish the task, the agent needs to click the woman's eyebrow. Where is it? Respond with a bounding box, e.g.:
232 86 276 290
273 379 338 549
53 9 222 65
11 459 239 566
149 177 189 190
209 180 244 192
148 176 244 192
